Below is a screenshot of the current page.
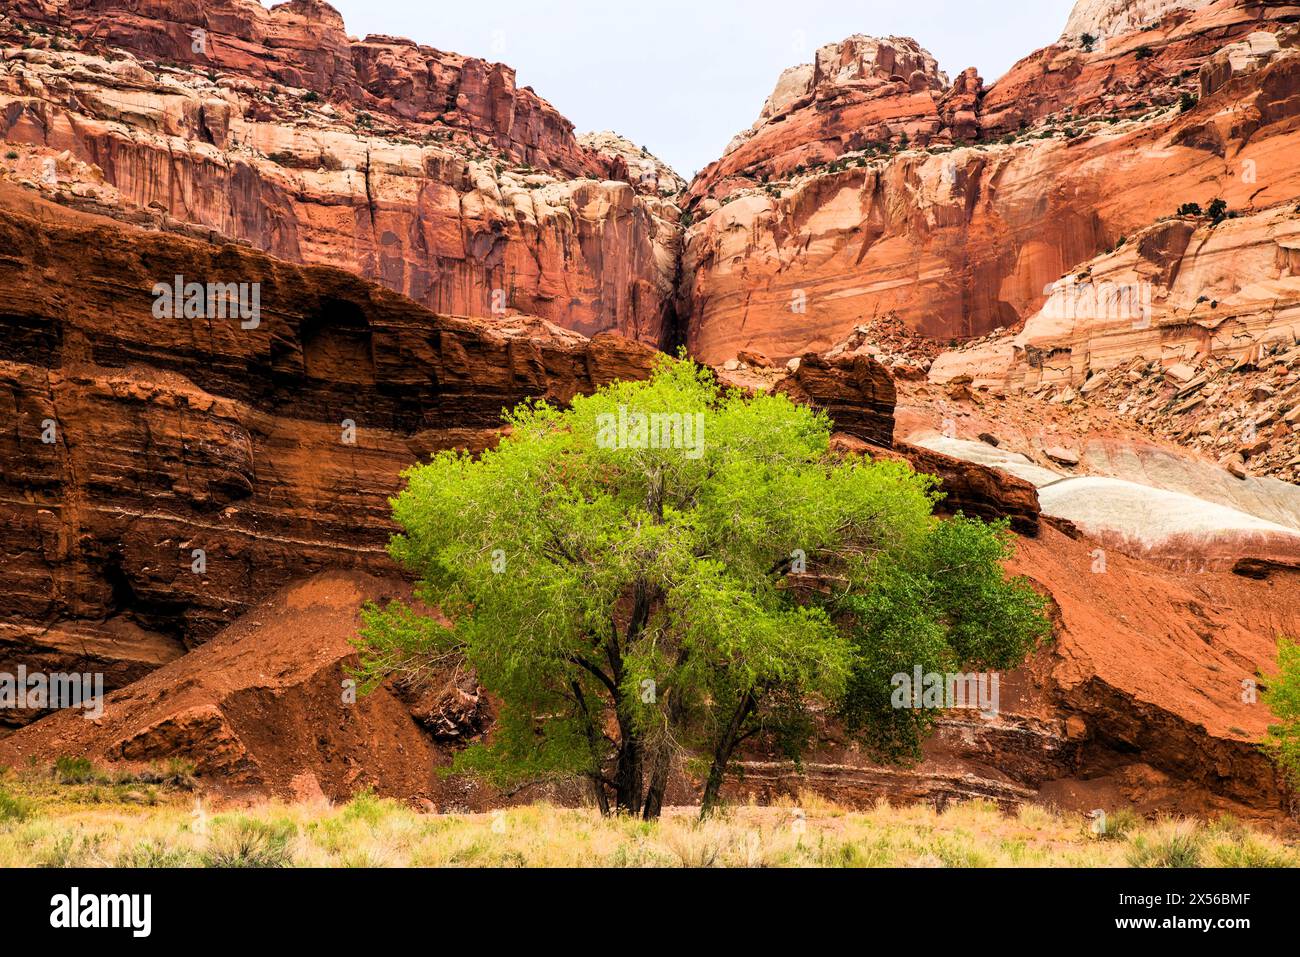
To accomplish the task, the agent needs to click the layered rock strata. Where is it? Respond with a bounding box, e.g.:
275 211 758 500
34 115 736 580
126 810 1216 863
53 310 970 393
0 1 682 345
0 180 658 727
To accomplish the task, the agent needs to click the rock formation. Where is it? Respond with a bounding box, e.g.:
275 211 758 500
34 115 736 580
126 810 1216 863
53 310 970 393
0 2 683 345
710 35 949 185
681 1 1300 365
1 0 1298 821
728 521 1296 822
0 179 658 728
1062 0 1216 47
0 571 582 809
3 515 1293 822
926 203 1300 485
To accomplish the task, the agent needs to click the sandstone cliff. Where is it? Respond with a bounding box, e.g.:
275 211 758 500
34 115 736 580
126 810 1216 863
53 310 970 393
0 180 659 728
927 202 1300 485
682 0 1300 365
0 167 1293 821
0 1 683 346
2 0 1299 821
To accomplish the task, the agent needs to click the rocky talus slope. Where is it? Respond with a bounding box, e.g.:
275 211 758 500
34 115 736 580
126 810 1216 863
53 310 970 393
927 204 1300 485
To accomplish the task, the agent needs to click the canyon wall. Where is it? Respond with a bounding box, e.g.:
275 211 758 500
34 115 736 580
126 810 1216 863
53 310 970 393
681 0 1300 364
0 1 682 345
0 0 1297 818
0 180 659 727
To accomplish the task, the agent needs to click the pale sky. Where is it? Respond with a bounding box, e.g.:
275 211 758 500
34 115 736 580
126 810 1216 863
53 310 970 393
322 0 1079 178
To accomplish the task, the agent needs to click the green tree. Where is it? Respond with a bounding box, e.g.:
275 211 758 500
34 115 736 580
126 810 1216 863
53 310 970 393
353 356 1050 818
839 515 1049 763
1263 637 1300 788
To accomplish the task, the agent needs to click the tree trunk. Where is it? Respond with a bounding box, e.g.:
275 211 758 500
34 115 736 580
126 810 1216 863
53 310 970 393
642 744 669 819
700 690 758 818
570 679 612 816
613 727 644 815
642 648 689 820
588 774 610 816
700 756 728 818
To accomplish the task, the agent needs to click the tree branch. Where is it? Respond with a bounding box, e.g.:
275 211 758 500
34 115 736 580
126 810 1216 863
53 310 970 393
569 655 618 697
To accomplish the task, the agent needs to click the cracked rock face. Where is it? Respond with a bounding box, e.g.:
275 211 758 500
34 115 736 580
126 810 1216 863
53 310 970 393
0 180 659 725
0 1 683 347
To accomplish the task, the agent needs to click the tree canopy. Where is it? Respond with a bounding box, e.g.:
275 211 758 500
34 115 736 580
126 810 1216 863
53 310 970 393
353 356 1050 817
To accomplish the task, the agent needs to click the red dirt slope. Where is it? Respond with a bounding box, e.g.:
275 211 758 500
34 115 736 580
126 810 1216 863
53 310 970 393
0 571 572 810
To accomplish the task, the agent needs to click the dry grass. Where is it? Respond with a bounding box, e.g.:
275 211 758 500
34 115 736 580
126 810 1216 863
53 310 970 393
0 765 1296 867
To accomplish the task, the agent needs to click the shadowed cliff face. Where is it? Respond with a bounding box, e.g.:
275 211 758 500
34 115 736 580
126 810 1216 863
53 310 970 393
0 180 660 725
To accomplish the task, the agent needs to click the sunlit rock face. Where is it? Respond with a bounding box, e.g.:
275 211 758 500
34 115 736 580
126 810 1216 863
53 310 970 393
680 3 1300 368
0 0 683 347
1061 0 1215 45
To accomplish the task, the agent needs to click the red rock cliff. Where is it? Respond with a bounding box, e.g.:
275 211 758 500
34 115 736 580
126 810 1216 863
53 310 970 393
0 0 683 346
0 180 659 727
681 0 1300 363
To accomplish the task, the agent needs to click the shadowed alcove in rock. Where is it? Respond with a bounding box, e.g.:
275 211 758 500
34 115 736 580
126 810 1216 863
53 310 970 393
300 298 377 384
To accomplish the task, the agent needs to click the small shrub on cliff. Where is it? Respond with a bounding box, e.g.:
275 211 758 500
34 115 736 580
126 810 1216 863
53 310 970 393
1262 637 1300 789
1177 201 1203 217
353 356 1049 819
1080 33 1098 52
1207 197 1230 225
1179 91 1198 113
4 151 17 161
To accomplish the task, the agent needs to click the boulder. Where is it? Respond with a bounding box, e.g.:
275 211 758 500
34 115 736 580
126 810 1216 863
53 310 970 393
773 353 896 447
